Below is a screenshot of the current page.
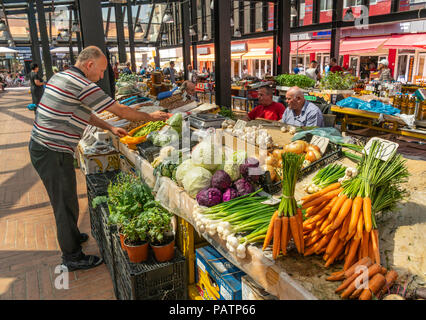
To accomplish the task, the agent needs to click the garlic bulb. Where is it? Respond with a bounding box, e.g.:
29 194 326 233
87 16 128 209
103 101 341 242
236 244 246 259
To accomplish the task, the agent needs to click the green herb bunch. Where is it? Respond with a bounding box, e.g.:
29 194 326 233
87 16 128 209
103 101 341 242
275 74 316 89
319 71 355 90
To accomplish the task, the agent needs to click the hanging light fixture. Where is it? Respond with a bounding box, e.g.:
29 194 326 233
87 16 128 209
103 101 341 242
0 19 6 32
233 29 241 38
210 1 214 10
71 22 80 33
230 17 234 27
189 26 196 36
163 4 174 24
202 34 209 41
134 22 143 34
162 33 168 41
343 7 355 21
8 39 14 47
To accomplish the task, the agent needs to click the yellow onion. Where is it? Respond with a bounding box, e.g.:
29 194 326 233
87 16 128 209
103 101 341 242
305 149 322 162
284 141 306 154
265 155 277 167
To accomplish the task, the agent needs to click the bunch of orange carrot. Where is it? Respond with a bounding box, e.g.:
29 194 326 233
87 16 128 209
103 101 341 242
263 152 305 259
326 257 399 300
301 140 409 270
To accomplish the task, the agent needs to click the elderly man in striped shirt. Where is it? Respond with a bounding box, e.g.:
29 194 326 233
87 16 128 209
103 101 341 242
29 46 169 271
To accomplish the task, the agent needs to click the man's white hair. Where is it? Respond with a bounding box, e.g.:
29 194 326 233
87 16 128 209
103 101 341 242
76 46 105 63
287 86 304 98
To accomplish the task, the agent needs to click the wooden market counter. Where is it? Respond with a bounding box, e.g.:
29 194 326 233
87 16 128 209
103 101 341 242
331 105 426 140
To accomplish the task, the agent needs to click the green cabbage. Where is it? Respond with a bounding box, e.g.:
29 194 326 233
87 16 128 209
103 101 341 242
182 166 212 198
175 159 195 187
223 163 240 181
191 140 223 172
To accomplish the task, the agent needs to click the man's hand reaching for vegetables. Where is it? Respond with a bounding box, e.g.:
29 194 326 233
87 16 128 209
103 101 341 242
111 127 128 138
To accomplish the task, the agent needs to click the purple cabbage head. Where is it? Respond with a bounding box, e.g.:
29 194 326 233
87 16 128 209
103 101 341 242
196 187 223 207
222 188 238 202
211 170 232 192
234 178 254 197
240 157 262 183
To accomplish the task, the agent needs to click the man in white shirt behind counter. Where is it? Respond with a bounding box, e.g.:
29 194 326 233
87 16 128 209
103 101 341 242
282 86 324 127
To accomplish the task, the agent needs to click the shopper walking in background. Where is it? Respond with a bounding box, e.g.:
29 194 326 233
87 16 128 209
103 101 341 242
29 46 169 272
378 59 393 82
122 62 132 75
329 57 344 73
163 61 176 84
305 60 322 82
113 62 119 80
29 63 44 114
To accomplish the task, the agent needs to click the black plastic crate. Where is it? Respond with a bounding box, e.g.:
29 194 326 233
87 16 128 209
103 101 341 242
260 139 343 195
86 170 121 197
111 232 187 300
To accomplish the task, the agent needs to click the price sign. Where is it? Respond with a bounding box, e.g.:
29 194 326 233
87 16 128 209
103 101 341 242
261 197 281 206
310 135 330 155
363 137 399 161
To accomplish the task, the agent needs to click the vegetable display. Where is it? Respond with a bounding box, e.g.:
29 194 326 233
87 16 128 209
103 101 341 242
120 121 166 149
303 164 347 194
182 166 213 198
301 140 409 270
193 189 277 259
133 121 165 137
263 152 306 259
319 72 355 91
275 74 316 89
326 257 399 300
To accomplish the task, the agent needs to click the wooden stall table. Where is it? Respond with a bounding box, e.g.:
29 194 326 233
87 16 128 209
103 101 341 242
331 105 426 140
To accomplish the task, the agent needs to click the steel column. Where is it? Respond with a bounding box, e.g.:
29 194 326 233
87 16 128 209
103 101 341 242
27 0 42 75
190 0 197 70
312 0 320 24
69 8 75 65
114 3 127 63
126 0 136 72
391 0 400 13
73 6 82 53
213 0 231 108
277 0 291 75
77 0 112 97
272 1 278 75
238 0 244 35
330 0 343 61
35 0 53 80
250 1 256 33
181 0 191 80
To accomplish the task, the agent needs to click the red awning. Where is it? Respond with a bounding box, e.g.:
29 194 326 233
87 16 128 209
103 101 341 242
383 33 426 49
339 36 390 54
265 40 311 55
297 40 330 54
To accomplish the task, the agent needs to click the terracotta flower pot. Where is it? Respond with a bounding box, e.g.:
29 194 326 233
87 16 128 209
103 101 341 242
119 232 126 251
150 238 175 262
124 238 149 263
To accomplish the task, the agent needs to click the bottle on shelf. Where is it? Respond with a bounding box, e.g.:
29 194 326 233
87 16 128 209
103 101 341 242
400 94 408 114
408 95 416 115
393 93 401 110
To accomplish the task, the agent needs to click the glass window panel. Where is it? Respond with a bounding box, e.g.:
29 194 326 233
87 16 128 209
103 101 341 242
320 0 333 23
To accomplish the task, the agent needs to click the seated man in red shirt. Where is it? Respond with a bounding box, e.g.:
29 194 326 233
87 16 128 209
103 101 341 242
246 86 285 121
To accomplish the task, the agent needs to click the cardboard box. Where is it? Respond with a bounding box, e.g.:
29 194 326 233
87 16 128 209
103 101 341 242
241 275 277 300
195 246 245 300
77 144 120 175
119 154 137 175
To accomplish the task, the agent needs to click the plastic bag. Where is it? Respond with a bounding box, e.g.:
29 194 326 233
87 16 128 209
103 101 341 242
336 97 400 115
292 127 344 144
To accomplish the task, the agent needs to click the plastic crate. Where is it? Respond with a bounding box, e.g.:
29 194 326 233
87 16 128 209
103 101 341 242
111 232 187 300
260 140 343 195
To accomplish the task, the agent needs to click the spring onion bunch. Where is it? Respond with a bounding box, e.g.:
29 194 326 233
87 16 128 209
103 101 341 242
193 189 278 259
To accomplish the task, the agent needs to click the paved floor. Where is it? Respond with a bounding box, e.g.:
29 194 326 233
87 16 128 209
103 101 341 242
0 88 115 300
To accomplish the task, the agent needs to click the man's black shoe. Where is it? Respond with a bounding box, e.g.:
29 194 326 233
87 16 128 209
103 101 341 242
80 233 89 243
62 254 103 272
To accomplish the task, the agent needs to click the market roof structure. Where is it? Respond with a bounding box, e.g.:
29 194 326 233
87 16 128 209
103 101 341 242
2 0 426 107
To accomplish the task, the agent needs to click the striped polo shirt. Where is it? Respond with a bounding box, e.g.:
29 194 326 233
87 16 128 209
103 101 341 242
31 66 115 155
